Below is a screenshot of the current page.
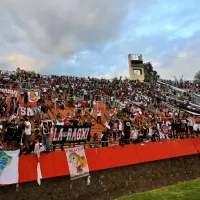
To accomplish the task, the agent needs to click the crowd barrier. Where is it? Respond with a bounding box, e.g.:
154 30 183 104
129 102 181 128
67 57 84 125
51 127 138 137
0 138 199 186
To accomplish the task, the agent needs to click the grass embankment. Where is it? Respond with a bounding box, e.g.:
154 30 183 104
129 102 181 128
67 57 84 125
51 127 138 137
119 178 200 200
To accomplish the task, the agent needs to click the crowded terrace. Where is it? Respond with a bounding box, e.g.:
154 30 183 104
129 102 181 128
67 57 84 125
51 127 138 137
0 69 200 154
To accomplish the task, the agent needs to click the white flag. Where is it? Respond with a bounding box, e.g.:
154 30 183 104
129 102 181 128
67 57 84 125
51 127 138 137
34 142 45 185
0 150 20 185
37 162 42 185
34 142 46 158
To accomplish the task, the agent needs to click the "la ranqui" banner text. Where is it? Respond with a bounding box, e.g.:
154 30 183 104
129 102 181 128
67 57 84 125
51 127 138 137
52 125 91 144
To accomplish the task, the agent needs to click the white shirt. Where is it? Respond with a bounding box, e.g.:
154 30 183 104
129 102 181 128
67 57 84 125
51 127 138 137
84 91 87 95
97 110 101 116
10 114 18 120
119 122 122 131
148 128 153 136
25 121 32 135
105 121 110 129
90 108 94 115
56 121 64 126
132 129 138 140
193 124 198 131
77 103 81 108
187 118 194 127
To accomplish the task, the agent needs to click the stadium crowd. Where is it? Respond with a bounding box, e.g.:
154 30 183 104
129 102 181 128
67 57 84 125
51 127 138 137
159 79 200 94
0 69 200 154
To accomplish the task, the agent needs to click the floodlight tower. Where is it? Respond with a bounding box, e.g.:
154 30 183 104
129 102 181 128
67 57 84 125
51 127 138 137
128 54 144 81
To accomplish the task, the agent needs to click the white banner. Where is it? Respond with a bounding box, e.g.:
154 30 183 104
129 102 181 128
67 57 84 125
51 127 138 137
158 123 174 140
28 91 40 102
20 106 41 116
65 146 89 180
0 88 18 95
0 149 20 184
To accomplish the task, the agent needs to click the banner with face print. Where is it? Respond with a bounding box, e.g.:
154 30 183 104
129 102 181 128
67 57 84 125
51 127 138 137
65 146 89 180
28 91 40 102
158 122 174 140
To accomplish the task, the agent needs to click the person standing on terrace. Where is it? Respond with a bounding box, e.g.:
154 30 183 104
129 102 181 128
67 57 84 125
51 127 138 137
40 114 54 152
0 138 4 149
23 117 31 150
97 109 101 123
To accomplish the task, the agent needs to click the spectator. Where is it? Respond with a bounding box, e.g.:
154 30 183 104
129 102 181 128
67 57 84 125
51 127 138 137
23 118 32 150
41 115 54 152
92 133 99 148
4 119 18 148
0 138 4 149
97 109 101 123
0 68 200 152
0 121 3 138
101 129 108 147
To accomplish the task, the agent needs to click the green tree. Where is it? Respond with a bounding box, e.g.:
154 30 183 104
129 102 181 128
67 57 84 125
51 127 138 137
194 71 200 81
143 62 160 82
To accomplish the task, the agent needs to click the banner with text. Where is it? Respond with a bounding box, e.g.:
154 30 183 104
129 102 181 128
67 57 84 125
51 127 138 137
52 125 91 144
20 106 41 116
65 146 89 180
0 88 18 95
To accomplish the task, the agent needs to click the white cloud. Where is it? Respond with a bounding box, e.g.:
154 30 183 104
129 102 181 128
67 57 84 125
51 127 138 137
2 53 47 72
152 46 199 80
1 0 133 57
177 51 188 58
164 24 178 31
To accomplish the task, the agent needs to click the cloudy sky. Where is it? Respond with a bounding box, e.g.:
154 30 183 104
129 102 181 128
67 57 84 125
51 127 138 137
0 0 200 79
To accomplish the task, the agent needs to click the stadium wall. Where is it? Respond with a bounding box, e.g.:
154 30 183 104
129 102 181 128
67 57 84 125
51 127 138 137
1 139 200 200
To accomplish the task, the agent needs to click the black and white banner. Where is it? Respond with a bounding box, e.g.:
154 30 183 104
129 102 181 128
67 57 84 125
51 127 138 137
0 88 18 95
20 106 41 116
157 122 174 140
52 125 91 144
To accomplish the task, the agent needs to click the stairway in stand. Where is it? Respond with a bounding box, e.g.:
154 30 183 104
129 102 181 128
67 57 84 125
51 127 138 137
49 102 107 150
6 94 107 150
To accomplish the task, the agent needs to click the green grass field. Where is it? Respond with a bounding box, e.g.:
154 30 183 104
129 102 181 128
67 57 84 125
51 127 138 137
119 178 200 200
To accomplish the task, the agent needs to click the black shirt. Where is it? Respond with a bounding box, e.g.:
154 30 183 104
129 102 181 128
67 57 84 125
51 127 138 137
18 124 25 136
124 120 131 131
6 125 18 140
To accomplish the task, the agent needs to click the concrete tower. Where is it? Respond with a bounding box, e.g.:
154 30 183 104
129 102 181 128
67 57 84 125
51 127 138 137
128 54 144 81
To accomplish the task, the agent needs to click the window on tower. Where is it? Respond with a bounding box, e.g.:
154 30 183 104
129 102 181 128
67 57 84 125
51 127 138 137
133 69 142 75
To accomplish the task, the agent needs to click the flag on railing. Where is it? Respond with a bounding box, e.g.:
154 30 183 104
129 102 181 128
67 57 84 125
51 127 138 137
66 146 89 180
0 149 20 184
34 142 46 185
